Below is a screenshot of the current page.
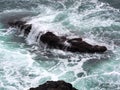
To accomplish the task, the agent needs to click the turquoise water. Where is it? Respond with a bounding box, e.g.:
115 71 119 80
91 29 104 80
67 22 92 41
0 0 120 90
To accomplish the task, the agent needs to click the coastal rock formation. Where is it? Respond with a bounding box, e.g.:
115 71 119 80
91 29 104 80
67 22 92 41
8 20 107 53
40 32 107 53
8 21 32 35
29 80 77 90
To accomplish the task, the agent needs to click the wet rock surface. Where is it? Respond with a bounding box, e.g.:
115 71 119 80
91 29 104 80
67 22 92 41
8 20 107 53
29 80 77 90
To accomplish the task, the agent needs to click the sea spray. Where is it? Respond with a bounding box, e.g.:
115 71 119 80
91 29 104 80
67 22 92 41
0 0 120 90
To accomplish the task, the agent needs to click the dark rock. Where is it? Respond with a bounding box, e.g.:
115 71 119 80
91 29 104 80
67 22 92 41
8 21 32 35
77 72 85 77
40 32 107 53
23 24 32 35
8 21 26 28
29 80 77 90
40 32 60 44
8 20 107 53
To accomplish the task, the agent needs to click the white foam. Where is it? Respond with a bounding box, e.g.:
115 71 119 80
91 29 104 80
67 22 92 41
1 0 120 90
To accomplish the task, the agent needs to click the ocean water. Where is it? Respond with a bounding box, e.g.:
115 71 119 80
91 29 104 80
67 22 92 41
0 0 120 90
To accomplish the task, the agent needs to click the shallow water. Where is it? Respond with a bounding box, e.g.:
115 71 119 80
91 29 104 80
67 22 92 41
0 0 120 90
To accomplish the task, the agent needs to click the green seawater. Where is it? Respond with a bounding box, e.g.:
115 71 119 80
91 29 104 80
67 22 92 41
0 0 120 90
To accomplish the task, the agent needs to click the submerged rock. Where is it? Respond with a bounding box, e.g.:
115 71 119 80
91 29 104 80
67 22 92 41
29 80 77 90
8 21 32 35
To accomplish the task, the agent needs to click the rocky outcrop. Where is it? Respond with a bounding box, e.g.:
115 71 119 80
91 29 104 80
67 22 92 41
29 80 77 90
40 32 107 53
8 20 107 53
8 21 32 35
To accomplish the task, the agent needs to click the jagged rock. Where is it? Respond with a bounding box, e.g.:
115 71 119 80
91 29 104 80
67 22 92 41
8 20 107 53
40 32 107 53
29 80 77 90
8 21 32 35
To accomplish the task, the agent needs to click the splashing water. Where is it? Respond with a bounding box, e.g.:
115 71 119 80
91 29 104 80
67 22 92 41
0 0 120 90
